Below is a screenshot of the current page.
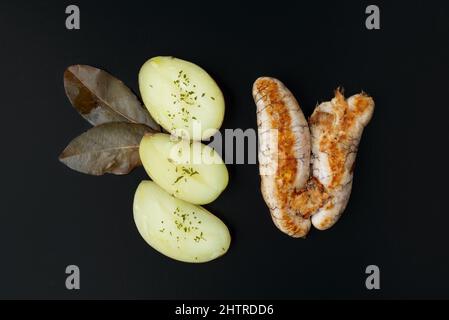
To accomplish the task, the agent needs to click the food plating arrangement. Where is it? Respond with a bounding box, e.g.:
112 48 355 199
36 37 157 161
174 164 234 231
59 56 374 263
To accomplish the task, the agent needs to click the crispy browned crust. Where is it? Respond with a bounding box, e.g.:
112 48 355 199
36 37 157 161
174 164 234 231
310 89 373 189
254 78 312 237
291 177 329 219
310 89 375 230
254 80 374 235
255 78 298 209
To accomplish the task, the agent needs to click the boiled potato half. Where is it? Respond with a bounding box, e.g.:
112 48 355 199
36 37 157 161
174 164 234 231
139 56 225 140
140 133 228 205
133 181 231 263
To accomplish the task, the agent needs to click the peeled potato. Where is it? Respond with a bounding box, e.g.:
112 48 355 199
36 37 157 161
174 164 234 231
133 180 231 263
139 133 228 204
139 56 225 140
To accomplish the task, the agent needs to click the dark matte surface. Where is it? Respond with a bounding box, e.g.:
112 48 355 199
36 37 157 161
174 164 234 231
0 0 448 299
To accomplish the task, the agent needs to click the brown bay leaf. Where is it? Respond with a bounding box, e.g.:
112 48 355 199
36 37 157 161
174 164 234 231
59 122 154 176
64 65 160 130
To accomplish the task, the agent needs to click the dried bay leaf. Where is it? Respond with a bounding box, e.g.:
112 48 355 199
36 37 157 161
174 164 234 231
64 65 160 130
59 122 154 176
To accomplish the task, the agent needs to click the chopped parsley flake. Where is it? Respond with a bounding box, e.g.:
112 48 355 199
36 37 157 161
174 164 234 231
173 176 184 184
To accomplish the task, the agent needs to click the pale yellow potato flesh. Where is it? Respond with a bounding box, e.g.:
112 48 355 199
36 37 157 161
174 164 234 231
139 133 228 205
139 56 225 140
133 181 231 263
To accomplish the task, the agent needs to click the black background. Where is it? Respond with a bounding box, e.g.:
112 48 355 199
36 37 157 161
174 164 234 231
1 0 448 299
